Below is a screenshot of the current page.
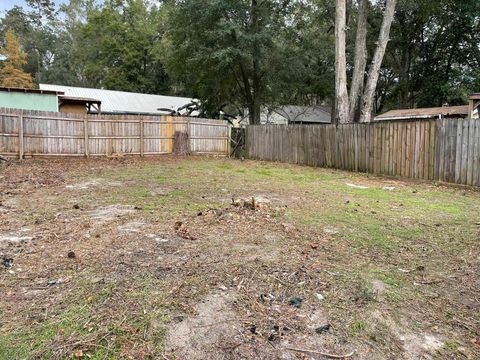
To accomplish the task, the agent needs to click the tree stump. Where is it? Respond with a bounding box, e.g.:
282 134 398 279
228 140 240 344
173 131 189 155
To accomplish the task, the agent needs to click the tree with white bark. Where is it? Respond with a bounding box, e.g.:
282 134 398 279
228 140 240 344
335 0 398 123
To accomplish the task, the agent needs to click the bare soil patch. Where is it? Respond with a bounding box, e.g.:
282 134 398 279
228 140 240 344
1 156 479 359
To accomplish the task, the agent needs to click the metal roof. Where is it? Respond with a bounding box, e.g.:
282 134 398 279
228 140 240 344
0 86 64 96
39 84 196 115
58 95 101 104
375 105 469 121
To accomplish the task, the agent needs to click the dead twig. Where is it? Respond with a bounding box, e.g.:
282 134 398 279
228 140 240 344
143 323 148 340
286 347 356 359
193 319 246 328
413 279 443 285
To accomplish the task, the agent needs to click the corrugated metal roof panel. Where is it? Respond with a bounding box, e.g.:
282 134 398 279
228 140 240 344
39 84 195 115
0 86 63 95
375 105 469 120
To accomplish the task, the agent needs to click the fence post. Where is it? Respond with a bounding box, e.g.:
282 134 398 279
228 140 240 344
18 112 24 159
227 124 232 157
186 117 191 154
245 126 249 158
84 115 89 158
140 118 144 157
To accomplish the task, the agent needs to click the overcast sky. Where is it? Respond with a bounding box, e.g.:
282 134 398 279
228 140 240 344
0 0 67 15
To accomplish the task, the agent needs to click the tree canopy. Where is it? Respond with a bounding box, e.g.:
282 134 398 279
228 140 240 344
0 0 478 122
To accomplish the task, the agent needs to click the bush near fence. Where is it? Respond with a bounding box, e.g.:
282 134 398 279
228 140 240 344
246 119 480 186
0 108 231 157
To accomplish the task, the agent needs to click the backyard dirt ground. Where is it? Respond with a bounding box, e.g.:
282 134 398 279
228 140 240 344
0 156 479 359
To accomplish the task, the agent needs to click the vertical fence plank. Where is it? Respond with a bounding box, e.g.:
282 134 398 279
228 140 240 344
139 118 144 157
410 121 416 178
467 119 475 185
460 120 467 184
454 119 463 184
373 123 379 173
422 121 429 180
418 121 424 179
84 116 89 157
449 120 458 183
405 122 411 178
474 120 480 186
377 122 385 174
18 112 24 159
392 122 397 175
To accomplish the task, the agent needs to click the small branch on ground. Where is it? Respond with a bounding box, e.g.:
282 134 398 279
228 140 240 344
286 347 356 359
0 155 8 162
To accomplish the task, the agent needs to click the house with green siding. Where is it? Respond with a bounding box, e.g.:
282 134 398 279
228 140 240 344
0 87 62 111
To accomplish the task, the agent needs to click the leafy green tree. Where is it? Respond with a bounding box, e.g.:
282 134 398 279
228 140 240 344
269 1 335 107
163 0 327 124
75 0 169 94
41 0 96 85
377 0 480 112
1 0 478 117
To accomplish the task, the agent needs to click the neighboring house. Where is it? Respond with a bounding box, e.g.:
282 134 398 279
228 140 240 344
0 87 62 112
374 105 470 121
238 105 332 126
270 105 332 124
468 93 480 118
375 93 480 121
39 84 197 116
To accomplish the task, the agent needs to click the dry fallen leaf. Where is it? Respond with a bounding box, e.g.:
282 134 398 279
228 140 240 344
73 349 83 358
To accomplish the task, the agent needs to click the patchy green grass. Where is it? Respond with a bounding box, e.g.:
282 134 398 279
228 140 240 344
0 272 168 359
350 319 368 336
1 156 479 359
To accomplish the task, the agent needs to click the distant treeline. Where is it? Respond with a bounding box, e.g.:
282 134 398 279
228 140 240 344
1 0 479 122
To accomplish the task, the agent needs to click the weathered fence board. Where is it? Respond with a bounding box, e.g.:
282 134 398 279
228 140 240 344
246 119 480 186
0 108 230 157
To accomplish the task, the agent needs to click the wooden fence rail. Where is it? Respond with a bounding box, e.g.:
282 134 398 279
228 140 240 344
246 119 480 186
0 108 230 157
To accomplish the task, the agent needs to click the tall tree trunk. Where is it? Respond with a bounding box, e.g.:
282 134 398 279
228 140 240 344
398 49 410 108
335 0 349 124
251 32 261 125
359 0 397 123
348 0 368 122
250 0 261 125
250 97 261 125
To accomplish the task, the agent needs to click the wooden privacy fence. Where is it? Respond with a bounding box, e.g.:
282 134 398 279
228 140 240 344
246 118 480 186
0 108 230 157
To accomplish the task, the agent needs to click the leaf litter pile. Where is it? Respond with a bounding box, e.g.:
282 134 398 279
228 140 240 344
1 157 479 359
